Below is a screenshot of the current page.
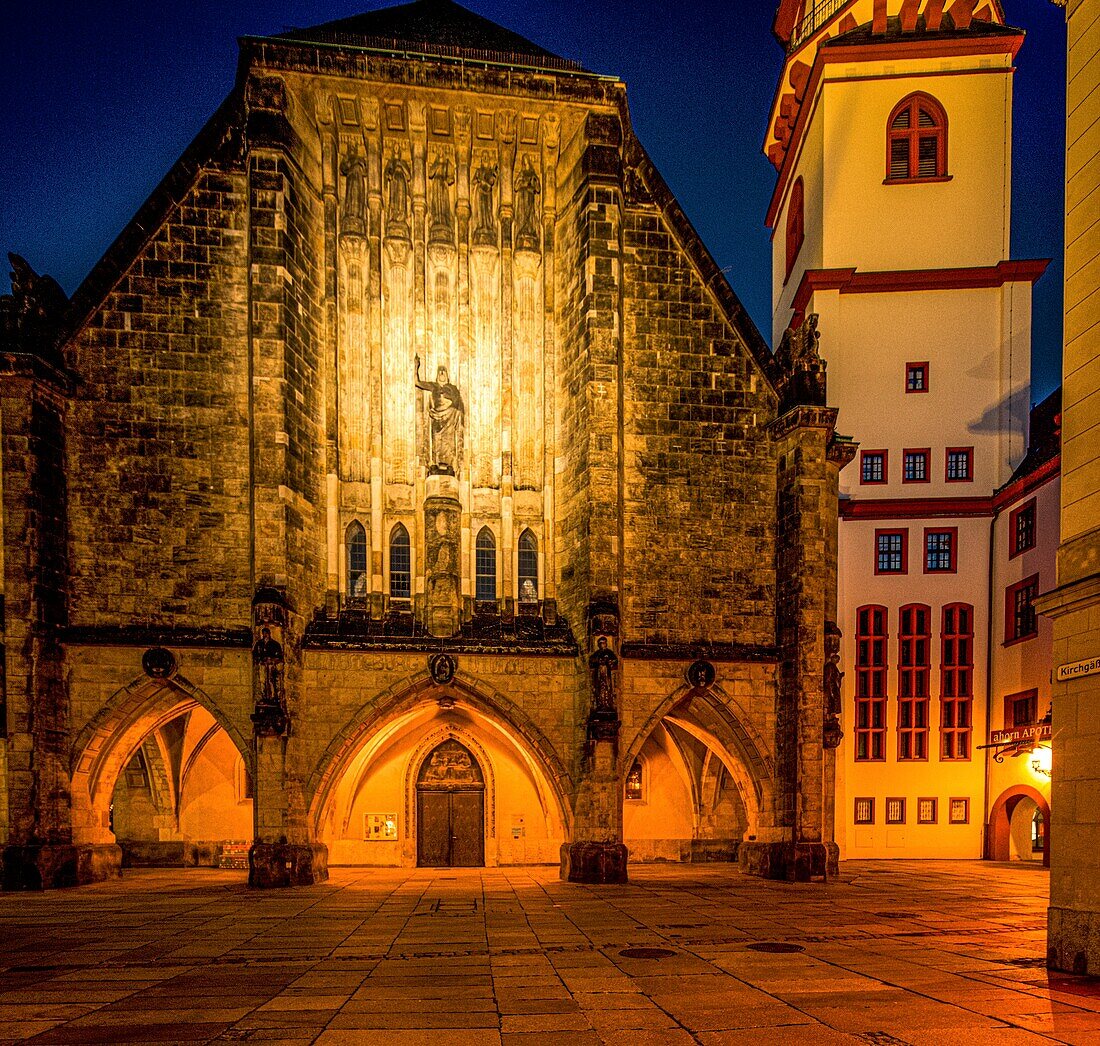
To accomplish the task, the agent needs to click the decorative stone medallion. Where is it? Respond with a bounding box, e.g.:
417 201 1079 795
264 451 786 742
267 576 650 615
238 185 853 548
142 647 176 680
428 653 457 685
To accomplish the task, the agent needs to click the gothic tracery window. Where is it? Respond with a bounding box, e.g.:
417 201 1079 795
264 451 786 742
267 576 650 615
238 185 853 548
518 529 538 601
475 527 497 602
389 524 411 601
346 521 368 598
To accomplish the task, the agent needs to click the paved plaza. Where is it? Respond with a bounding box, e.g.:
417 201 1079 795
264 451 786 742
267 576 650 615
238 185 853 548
0 861 1097 1045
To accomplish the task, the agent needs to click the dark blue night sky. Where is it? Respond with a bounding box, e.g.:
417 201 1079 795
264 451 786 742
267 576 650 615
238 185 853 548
0 0 1067 399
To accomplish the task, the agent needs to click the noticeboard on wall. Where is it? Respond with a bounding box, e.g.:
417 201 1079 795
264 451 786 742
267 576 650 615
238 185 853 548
363 813 398 841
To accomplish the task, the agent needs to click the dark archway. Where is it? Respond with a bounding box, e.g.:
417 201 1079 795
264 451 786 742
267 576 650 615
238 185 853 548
416 739 485 867
988 784 1050 868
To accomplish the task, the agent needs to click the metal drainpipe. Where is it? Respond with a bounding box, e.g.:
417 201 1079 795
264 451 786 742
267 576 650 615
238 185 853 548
982 505 999 859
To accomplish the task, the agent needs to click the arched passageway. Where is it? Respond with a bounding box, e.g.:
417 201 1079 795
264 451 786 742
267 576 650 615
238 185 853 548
71 677 253 868
311 685 571 867
988 785 1050 868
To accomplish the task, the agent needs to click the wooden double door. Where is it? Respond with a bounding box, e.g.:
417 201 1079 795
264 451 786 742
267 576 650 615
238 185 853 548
416 789 485 867
415 738 486 867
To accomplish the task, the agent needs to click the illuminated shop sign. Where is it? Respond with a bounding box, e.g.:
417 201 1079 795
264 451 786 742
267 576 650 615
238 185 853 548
989 723 1052 746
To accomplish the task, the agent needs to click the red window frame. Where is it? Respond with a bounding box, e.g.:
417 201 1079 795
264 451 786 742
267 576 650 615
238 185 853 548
855 605 888 762
860 449 888 485
785 176 805 282
1004 688 1038 728
875 529 908 575
1004 574 1040 645
917 797 939 824
945 447 973 482
940 603 973 761
902 448 931 484
905 361 929 393
854 797 875 825
949 797 970 824
886 92 949 183
898 603 931 760
923 527 958 573
1009 498 1037 558
885 797 906 824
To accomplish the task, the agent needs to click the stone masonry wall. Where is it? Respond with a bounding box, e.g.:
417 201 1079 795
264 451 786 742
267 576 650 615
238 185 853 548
64 168 252 629
620 206 778 648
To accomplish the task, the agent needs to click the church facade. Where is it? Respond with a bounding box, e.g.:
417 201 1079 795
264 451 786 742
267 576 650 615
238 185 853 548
0 0 850 888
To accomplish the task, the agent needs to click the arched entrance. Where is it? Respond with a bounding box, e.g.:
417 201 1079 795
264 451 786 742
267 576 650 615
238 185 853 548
988 785 1050 868
416 739 485 867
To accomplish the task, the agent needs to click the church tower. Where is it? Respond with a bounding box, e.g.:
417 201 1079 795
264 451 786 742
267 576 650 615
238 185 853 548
766 1 1051 860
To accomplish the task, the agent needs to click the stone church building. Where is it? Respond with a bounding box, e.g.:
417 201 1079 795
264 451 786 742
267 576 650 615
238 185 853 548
0 0 851 888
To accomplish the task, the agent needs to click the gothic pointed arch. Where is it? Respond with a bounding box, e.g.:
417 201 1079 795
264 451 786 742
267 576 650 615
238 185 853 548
346 519 368 597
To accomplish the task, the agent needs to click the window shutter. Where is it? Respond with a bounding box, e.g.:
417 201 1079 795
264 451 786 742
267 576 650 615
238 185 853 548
918 136 938 178
890 138 910 179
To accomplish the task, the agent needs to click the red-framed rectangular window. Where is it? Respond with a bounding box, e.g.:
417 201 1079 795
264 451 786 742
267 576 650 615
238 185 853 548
1004 688 1038 728
885 797 906 824
1009 499 1037 558
924 527 958 573
855 605 888 762
949 798 970 824
903 448 930 483
854 797 875 824
861 449 888 485
905 362 929 393
945 447 973 482
1005 574 1039 644
875 529 908 574
917 797 938 824
940 603 973 760
898 604 931 760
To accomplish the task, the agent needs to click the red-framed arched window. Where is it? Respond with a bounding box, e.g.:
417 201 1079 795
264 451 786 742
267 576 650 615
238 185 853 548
940 603 974 760
855 605 888 761
898 603 931 760
887 93 948 182
785 177 805 280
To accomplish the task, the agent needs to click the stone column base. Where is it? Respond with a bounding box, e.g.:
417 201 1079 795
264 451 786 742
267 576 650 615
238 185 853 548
1 843 122 890
560 841 628 884
248 842 329 888
1048 905 1100 975
739 841 838 882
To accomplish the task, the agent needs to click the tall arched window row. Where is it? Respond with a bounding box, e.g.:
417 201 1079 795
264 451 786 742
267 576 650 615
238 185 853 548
898 603 931 760
941 603 974 760
346 521 368 598
389 524 411 600
855 605 887 761
785 176 805 280
887 93 948 182
518 529 538 601
475 527 497 602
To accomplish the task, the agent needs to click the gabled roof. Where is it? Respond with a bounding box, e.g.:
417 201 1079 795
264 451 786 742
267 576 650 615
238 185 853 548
274 0 588 72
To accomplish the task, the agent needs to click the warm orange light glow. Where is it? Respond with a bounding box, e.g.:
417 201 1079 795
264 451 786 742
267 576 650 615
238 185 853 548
1030 745 1052 778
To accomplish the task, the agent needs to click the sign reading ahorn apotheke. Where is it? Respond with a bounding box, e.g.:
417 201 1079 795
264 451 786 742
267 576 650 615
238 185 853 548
1056 656 1100 683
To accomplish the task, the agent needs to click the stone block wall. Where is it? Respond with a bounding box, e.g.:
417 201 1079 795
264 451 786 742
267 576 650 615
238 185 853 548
64 168 252 629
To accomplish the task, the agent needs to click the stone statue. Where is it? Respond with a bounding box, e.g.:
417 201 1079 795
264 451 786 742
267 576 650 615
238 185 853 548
428 153 455 242
776 312 826 409
823 622 844 749
384 155 411 238
339 152 368 238
514 154 542 251
415 355 465 475
471 152 498 244
1 254 67 354
252 627 285 708
589 636 618 716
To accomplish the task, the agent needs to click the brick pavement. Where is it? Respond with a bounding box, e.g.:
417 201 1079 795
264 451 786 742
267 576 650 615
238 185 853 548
0 861 1097 1045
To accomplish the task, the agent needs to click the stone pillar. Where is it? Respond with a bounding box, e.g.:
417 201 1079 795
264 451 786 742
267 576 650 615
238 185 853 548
1035 0 1100 977
424 475 462 637
560 600 627 883
1 302 121 889
740 316 842 882
247 589 327 888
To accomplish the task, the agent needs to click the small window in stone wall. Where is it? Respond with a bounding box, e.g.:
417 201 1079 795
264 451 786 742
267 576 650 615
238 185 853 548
124 750 149 792
390 524 411 600
235 757 253 803
625 760 644 801
347 521 368 598
475 527 497 602
518 529 538 601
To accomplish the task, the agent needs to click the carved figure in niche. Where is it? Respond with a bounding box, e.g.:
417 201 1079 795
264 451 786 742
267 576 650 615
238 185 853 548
471 151 498 244
687 659 716 690
514 155 542 251
252 627 285 707
339 151 368 238
428 153 455 242
589 636 618 716
384 155 412 238
823 623 843 718
415 354 465 475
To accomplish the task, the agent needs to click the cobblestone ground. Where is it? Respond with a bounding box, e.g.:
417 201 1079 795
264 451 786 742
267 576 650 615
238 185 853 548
1 861 1097 1045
